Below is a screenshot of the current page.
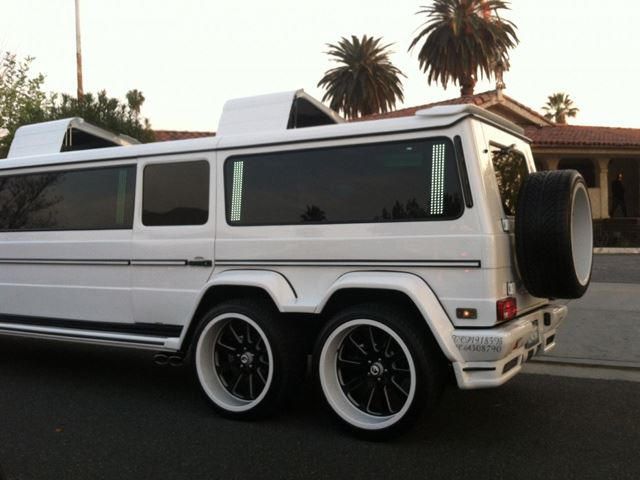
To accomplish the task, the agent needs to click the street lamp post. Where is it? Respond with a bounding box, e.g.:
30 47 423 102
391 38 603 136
75 0 84 100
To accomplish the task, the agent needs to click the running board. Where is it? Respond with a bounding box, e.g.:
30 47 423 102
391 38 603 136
0 322 181 351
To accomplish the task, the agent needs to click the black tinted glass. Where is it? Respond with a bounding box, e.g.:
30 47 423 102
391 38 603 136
0 165 136 231
224 138 463 225
491 146 529 216
143 161 209 226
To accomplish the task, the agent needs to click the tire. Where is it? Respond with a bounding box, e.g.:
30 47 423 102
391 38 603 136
314 303 444 439
515 169 593 299
192 299 300 419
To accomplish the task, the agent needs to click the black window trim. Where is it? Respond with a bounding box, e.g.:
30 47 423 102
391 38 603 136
453 135 473 208
0 163 137 233
223 135 465 227
141 159 211 228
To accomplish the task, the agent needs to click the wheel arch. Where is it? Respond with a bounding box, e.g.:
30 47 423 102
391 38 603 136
179 269 297 353
317 272 463 363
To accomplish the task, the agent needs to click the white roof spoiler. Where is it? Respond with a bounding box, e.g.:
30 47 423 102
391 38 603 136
7 117 139 159
217 89 343 136
416 104 525 136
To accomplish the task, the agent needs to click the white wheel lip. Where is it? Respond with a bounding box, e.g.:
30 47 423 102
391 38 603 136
571 181 593 287
195 312 274 412
318 319 417 431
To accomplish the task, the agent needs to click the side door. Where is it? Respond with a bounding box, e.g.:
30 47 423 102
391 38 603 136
0 161 136 326
130 153 215 331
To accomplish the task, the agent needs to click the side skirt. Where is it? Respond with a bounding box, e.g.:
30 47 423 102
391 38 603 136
0 315 183 351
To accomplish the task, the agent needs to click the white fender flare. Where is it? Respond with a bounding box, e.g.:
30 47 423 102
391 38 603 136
202 269 297 310
172 270 297 350
317 271 463 363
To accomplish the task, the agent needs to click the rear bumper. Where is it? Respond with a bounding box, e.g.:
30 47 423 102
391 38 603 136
451 303 567 389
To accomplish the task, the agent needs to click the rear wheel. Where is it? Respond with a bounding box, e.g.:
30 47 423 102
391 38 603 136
193 300 298 419
315 304 444 439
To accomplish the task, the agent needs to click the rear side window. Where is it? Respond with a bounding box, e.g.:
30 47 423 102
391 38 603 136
0 165 135 231
224 138 463 225
143 161 209 226
491 146 529 216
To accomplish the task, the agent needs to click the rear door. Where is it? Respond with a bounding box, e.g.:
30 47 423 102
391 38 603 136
131 153 215 330
482 125 543 311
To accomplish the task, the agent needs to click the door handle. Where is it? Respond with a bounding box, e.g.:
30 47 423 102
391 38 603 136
187 258 213 267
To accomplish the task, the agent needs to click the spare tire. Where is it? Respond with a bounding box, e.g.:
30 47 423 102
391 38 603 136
515 169 593 299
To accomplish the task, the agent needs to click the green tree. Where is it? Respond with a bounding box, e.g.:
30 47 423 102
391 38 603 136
1 51 155 158
47 90 155 143
409 0 518 96
542 92 579 124
0 52 51 157
318 35 405 119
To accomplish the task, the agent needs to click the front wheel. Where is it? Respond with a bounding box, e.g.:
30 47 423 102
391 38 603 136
314 304 444 439
192 300 298 419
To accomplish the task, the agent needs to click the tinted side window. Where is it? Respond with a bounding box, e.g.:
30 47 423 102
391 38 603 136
0 165 136 231
224 138 463 226
491 146 529 216
143 161 209 226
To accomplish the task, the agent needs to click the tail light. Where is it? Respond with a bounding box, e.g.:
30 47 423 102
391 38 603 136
497 297 517 322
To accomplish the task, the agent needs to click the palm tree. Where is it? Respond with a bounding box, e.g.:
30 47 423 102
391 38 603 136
542 93 579 124
409 0 518 96
318 35 405 119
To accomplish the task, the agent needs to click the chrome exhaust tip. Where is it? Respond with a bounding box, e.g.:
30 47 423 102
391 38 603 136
168 355 184 367
153 353 169 366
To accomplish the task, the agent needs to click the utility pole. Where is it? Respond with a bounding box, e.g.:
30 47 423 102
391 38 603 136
74 0 84 100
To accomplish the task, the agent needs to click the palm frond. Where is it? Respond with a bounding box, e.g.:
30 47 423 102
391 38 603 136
318 35 405 119
409 0 518 95
542 92 579 124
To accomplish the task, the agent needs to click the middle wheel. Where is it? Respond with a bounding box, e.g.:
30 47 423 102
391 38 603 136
192 299 302 419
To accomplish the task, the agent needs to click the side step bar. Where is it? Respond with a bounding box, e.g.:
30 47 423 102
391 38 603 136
0 322 180 351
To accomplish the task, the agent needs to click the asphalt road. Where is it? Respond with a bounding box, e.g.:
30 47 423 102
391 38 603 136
1 337 639 480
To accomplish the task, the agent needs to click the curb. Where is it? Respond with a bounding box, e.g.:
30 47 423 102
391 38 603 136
594 248 640 254
532 355 640 371
523 357 640 383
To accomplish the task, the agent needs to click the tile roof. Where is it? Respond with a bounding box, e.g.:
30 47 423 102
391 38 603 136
362 90 640 150
154 130 214 141
524 125 640 149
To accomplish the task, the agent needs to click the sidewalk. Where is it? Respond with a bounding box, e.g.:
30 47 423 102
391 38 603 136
524 254 640 382
539 282 640 368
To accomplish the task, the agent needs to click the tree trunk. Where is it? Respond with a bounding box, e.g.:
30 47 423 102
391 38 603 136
460 76 476 96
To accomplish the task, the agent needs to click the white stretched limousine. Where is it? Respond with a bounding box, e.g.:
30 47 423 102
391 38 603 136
0 90 592 438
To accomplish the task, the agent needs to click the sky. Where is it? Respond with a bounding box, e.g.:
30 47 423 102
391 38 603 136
1 0 639 132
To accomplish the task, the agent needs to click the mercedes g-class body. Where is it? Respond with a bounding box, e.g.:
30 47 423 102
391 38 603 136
0 90 592 437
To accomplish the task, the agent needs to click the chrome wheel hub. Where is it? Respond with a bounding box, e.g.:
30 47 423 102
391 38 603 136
240 351 254 366
369 362 384 377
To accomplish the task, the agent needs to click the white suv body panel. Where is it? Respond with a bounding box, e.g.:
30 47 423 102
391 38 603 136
0 104 565 390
